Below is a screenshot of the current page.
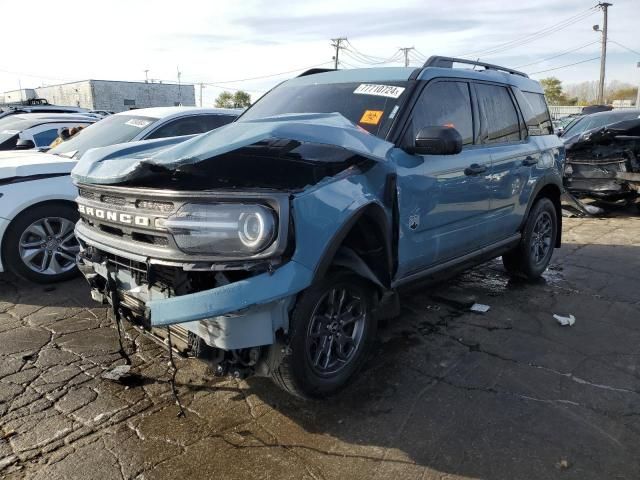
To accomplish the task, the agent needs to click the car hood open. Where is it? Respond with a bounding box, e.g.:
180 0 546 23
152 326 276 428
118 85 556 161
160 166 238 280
71 113 395 186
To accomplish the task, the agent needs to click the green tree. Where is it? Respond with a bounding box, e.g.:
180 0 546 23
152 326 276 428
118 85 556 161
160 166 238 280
214 90 251 108
540 77 566 105
608 86 638 101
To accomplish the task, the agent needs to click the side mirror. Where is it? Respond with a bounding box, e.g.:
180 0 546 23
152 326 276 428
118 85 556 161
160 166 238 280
412 126 462 155
15 138 36 150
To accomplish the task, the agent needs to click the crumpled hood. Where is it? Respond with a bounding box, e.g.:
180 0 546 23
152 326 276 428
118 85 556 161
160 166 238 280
71 113 395 185
0 151 76 179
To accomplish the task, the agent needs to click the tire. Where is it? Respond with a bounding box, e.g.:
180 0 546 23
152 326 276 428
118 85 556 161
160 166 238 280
3 203 80 283
502 197 557 280
271 270 377 399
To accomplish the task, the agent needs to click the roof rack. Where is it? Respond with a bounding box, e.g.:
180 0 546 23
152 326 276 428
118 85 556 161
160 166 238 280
297 68 336 77
298 68 336 77
423 56 529 78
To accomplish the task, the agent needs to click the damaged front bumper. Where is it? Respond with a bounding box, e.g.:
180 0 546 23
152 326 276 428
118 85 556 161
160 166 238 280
564 118 640 203
76 244 313 351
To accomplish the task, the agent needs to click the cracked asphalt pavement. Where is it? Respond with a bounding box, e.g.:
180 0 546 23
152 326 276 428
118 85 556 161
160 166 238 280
1 213 639 479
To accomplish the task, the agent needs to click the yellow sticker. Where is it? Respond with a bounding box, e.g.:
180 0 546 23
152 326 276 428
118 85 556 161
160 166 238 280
359 110 384 125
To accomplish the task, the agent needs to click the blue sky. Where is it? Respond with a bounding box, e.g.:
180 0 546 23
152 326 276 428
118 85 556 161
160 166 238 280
0 0 637 105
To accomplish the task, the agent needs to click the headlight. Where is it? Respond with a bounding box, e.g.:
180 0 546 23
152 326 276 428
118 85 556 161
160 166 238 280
164 203 277 255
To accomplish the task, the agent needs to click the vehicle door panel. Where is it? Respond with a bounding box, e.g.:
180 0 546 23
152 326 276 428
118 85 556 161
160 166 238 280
472 82 532 244
394 80 491 278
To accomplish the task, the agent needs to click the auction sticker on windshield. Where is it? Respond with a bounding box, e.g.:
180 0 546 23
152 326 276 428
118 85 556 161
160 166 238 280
354 84 405 99
359 110 384 125
125 119 153 128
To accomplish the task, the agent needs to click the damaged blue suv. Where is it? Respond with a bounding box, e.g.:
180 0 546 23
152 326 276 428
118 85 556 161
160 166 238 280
72 57 564 398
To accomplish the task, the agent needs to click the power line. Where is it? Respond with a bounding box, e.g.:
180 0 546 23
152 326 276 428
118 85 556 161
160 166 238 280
199 61 334 84
608 39 640 56
342 47 402 65
344 39 392 62
457 6 598 58
528 56 601 75
514 41 600 68
342 49 403 66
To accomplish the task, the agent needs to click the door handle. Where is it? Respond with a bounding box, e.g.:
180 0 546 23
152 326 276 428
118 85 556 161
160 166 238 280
522 156 538 166
464 163 487 176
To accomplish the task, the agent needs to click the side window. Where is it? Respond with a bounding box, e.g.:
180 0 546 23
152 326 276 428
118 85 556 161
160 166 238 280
32 128 61 147
517 91 553 135
475 84 521 144
201 114 236 132
146 117 207 139
404 81 473 147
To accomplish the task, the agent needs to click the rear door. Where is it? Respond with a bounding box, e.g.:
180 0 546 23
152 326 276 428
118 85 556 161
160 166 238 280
394 80 492 277
472 82 538 243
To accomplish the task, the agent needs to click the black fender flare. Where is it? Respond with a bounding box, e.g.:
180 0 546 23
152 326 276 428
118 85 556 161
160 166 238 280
520 174 564 247
312 202 393 288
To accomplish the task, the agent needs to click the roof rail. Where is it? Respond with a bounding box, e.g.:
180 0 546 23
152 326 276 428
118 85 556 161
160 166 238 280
423 56 529 78
297 68 336 77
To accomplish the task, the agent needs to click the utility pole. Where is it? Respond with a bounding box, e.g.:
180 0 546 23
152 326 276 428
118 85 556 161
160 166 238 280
595 2 612 104
199 83 205 107
331 37 347 69
399 47 415 67
144 70 150 107
177 66 182 105
636 62 640 108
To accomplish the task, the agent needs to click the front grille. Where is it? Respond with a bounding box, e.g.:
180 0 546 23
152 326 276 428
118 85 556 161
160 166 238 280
79 188 100 201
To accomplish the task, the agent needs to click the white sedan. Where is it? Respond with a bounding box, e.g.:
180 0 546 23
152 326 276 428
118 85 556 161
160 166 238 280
0 107 240 283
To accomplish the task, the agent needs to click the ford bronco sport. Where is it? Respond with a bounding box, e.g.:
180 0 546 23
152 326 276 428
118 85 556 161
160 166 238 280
72 56 564 398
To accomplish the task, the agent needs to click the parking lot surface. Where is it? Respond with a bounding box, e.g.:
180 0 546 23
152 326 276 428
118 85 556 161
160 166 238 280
1 213 639 480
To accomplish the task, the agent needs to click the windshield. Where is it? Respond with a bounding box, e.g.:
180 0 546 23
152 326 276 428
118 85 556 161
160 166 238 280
239 81 409 138
49 114 158 158
563 111 640 137
0 116 43 143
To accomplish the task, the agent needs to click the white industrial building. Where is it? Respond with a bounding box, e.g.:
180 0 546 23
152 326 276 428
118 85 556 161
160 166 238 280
1 80 195 113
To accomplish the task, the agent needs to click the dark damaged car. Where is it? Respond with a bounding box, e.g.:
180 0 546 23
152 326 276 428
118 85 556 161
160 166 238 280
564 112 640 207
71 57 565 398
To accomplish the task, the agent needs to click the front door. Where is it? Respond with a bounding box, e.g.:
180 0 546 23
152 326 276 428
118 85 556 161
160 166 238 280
394 80 492 279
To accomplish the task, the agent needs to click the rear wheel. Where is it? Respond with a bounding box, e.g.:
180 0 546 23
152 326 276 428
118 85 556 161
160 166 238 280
502 197 557 280
271 270 377 399
3 203 80 283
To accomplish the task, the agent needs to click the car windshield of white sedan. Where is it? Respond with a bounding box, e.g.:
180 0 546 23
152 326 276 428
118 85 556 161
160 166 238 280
49 114 158 158
0 116 41 143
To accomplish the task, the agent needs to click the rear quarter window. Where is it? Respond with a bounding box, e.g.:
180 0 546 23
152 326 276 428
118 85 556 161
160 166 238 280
518 91 553 136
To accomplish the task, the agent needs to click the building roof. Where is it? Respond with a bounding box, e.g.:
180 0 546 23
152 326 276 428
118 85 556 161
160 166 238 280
34 79 195 88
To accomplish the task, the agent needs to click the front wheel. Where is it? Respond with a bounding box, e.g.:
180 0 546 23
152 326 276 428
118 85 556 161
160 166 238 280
271 270 377 399
3 203 80 283
502 197 557 280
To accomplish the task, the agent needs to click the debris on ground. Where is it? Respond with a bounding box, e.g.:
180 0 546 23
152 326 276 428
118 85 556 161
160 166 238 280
554 314 576 326
102 364 132 381
561 192 606 217
470 303 491 314
555 458 571 470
